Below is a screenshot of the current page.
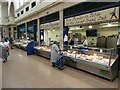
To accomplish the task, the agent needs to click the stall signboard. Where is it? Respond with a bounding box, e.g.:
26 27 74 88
40 20 59 29
65 7 119 26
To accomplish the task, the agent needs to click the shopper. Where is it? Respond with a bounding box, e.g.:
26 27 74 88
0 39 10 63
4 36 9 42
51 41 60 67
68 35 78 46
81 36 88 47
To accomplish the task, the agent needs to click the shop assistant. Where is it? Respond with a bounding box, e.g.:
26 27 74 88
81 36 88 47
68 35 78 46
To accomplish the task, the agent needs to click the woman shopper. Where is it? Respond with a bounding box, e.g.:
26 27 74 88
0 38 10 63
68 35 78 46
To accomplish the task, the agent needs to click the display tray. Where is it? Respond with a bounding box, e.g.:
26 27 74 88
14 43 27 51
63 55 110 71
34 48 51 59
18 44 27 51
63 55 118 81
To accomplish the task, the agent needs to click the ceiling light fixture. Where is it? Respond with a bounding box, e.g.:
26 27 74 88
107 23 112 26
53 30 55 32
89 25 92 29
76 27 80 29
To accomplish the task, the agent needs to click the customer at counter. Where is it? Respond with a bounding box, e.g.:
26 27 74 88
51 41 60 67
68 35 78 46
81 36 88 47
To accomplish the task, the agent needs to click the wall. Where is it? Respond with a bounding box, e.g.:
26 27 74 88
0 2 9 38
44 28 60 45
70 26 118 37
98 27 118 37
69 26 118 46
15 2 79 24
1 2 8 24
0 3 2 24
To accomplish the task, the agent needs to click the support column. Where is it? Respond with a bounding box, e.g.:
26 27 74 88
4 26 9 38
59 10 64 49
37 18 40 45
11 26 14 38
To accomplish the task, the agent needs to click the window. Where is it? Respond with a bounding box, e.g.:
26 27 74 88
40 17 44 24
26 6 29 12
31 1 36 8
64 2 118 18
9 28 11 31
45 12 59 23
40 12 59 24
21 10 24 14
14 27 16 30
17 13 20 17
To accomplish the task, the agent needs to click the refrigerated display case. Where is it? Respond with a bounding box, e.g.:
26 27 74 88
34 45 51 59
14 40 30 51
63 46 118 81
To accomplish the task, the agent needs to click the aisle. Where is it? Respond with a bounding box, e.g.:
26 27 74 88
2 49 118 88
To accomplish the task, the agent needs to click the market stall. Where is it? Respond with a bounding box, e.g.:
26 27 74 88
63 46 118 81
14 40 30 51
34 45 51 59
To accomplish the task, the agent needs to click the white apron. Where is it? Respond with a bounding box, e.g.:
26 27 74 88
51 44 59 63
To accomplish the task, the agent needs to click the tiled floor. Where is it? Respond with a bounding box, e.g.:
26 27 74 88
2 48 119 88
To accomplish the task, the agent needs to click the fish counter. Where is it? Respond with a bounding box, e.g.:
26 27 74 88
33 45 118 81
14 40 31 51
34 46 51 59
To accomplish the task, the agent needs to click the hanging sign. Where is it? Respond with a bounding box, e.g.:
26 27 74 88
65 7 119 26
40 20 59 29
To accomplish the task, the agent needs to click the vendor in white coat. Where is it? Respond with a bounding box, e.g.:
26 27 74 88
51 41 60 67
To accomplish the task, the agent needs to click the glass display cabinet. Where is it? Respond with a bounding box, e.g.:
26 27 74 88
14 40 30 50
34 45 51 59
63 46 118 81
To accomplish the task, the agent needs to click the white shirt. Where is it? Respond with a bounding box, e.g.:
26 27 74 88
117 35 120 45
83 40 88 46
74 38 78 45
0 42 9 48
